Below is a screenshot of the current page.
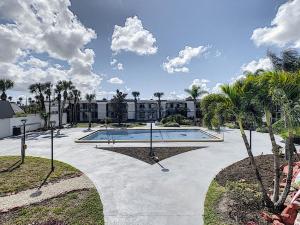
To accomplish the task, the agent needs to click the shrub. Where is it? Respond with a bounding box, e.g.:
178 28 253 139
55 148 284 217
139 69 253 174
225 122 238 129
162 122 180 127
161 114 192 125
15 112 27 117
256 126 269 133
272 119 285 134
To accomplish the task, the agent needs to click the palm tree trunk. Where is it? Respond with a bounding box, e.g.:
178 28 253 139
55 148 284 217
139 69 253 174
193 100 197 126
238 119 274 209
274 130 294 211
134 99 137 121
265 110 281 202
158 98 161 120
88 102 92 129
58 100 61 128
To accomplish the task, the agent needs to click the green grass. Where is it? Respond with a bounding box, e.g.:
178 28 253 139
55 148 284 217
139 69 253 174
0 189 104 225
74 123 98 128
203 180 227 225
107 122 147 128
0 156 81 196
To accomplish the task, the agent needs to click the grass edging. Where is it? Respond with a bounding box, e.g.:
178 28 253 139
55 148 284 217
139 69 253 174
203 179 227 225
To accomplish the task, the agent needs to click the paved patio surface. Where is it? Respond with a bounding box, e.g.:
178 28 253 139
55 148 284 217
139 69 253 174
0 127 282 225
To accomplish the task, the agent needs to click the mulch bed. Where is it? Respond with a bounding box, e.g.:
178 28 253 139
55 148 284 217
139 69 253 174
100 147 205 164
216 154 287 191
213 154 292 225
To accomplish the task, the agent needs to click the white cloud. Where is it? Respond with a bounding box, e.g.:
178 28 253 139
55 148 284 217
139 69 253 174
211 83 223 94
111 16 157 55
163 46 209 74
189 78 210 91
230 74 246 84
21 56 48 68
107 77 124 84
251 0 300 48
110 59 117 65
110 58 124 70
215 50 222 57
167 91 186 100
241 57 273 73
0 0 101 94
117 63 123 71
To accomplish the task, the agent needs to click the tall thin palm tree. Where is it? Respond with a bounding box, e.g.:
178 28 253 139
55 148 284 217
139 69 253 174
221 82 274 209
85 94 96 129
44 82 53 129
29 83 47 112
184 85 208 125
61 81 74 128
18 97 23 106
154 92 164 120
55 81 64 128
132 91 140 121
67 92 74 125
0 79 14 101
72 89 81 125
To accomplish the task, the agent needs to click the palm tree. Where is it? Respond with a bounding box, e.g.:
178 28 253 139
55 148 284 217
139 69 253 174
29 83 47 112
18 97 23 106
55 82 63 128
244 72 282 202
268 71 300 211
132 91 140 121
268 49 300 72
111 89 127 125
154 92 164 120
221 81 274 209
0 79 14 101
67 92 74 125
184 85 208 125
61 81 74 128
72 89 81 125
44 82 53 129
85 94 96 129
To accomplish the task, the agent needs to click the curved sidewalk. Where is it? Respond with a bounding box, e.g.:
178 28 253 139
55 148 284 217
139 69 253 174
0 175 93 212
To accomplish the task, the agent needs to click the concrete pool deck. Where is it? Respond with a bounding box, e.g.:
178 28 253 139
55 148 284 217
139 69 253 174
0 127 283 225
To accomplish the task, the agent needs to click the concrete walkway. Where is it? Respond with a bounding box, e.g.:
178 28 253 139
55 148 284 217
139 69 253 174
0 127 282 225
0 175 93 212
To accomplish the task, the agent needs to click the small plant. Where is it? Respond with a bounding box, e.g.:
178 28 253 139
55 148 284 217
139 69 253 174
162 122 180 127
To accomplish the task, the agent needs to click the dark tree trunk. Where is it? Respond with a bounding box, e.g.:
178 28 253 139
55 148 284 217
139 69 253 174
274 133 294 211
238 119 274 209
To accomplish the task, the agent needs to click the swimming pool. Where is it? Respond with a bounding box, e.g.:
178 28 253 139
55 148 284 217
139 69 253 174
76 129 222 143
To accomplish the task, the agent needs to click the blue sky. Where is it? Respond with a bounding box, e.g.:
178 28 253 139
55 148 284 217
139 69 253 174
1 0 298 100
71 0 285 98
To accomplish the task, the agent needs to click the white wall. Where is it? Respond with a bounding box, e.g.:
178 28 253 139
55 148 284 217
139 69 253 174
98 102 107 120
10 114 42 134
127 102 135 120
0 119 11 138
0 113 67 139
186 101 195 118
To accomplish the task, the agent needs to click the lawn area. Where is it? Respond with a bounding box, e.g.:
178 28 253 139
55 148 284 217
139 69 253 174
0 156 82 196
0 156 104 225
203 180 227 225
0 189 104 225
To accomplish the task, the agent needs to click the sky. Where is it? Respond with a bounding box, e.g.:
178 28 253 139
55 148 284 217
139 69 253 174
1 0 299 101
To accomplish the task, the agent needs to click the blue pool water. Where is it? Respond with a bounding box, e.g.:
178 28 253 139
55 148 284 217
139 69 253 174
81 129 217 141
